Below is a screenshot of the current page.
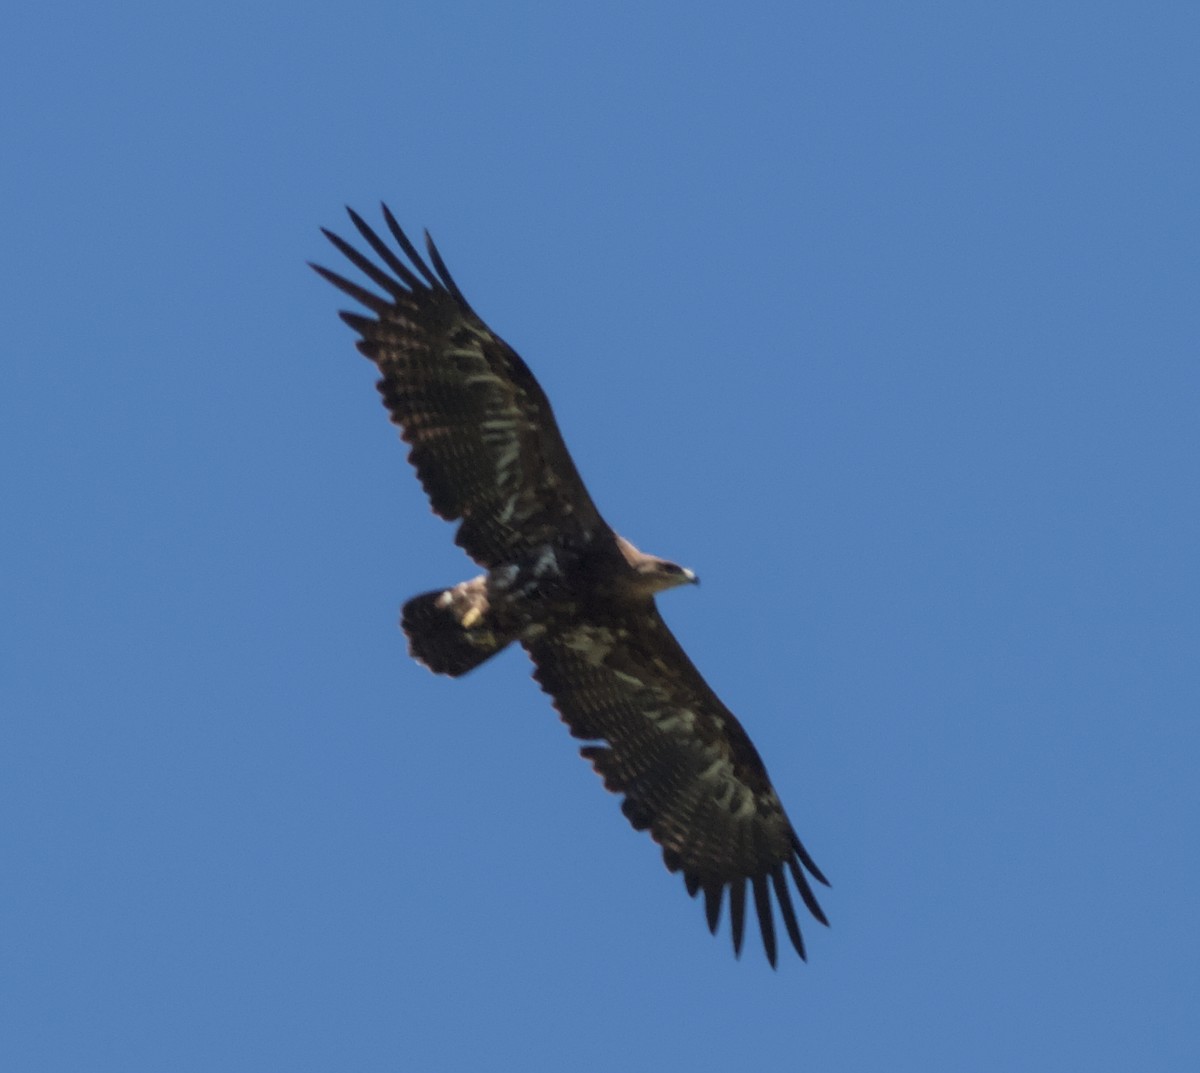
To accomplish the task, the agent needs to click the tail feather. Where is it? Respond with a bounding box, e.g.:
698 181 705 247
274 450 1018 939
401 587 514 677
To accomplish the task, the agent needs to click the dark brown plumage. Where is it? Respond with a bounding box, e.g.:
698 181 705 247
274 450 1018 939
313 205 829 965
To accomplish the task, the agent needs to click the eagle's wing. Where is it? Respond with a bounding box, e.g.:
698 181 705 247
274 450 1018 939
312 205 604 567
524 608 829 966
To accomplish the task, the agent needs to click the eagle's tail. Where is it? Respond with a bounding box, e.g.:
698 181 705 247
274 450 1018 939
401 583 516 677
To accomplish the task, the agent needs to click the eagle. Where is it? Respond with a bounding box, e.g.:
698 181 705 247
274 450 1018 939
312 206 829 965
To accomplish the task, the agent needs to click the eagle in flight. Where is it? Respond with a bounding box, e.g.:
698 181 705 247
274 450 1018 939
313 206 829 965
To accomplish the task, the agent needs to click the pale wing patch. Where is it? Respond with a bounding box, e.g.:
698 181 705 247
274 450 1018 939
560 624 617 666
532 546 561 578
557 625 702 732
698 755 760 820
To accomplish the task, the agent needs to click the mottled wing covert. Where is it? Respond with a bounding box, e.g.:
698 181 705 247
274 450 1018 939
525 609 829 965
312 205 604 566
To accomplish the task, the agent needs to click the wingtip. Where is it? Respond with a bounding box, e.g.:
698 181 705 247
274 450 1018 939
423 229 467 302
729 877 747 957
771 864 809 960
703 882 723 936
379 206 439 288
791 832 831 887
752 874 778 967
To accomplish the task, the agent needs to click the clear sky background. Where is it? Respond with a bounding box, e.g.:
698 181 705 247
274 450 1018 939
3 3 1198 1070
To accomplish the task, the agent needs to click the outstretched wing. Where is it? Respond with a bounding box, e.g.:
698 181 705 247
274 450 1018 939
524 608 829 966
312 205 605 567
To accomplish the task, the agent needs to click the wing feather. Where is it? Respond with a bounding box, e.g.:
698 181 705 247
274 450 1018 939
347 206 426 291
729 877 747 957
382 203 440 288
703 880 723 935
752 874 777 967
319 227 409 299
310 263 393 315
771 863 806 960
313 205 605 566
525 607 828 964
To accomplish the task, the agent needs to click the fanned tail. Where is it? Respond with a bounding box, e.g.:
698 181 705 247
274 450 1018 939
401 586 515 677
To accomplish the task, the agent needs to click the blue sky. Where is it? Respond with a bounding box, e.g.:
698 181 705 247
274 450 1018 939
4 2 1198 1070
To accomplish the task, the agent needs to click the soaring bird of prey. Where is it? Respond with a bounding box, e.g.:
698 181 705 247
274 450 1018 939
312 206 829 965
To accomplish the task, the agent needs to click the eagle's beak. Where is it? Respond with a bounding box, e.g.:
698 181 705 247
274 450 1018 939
684 569 699 586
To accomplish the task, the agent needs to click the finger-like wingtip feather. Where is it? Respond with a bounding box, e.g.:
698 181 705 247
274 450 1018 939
310 263 392 316
321 227 408 299
788 855 830 927
703 882 723 936
346 206 425 291
424 230 468 303
771 864 807 961
729 877 746 958
752 874 778 968
381 203 439 288
338 311 375 335
793 832 831 887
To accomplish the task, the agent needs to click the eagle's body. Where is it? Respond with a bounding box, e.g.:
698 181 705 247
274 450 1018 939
314 206 829 965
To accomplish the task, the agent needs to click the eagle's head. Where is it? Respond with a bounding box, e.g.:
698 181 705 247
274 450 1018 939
644 558 699 594
617 536 699 596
